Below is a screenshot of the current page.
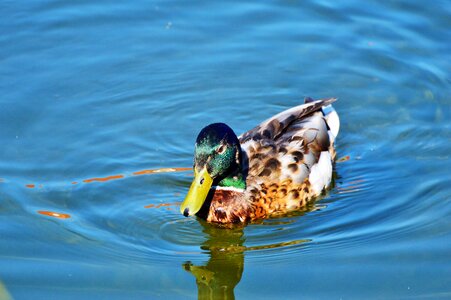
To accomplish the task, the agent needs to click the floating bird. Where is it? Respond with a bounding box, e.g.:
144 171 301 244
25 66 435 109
180 97 340 224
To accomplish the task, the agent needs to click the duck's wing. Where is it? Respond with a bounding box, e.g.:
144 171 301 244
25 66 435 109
239 98 339 195
239 98 337 143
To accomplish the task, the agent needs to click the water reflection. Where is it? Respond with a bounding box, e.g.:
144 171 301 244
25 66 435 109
184 220 310 299
2 167 192 190
184 221 245 300
0 280 12 300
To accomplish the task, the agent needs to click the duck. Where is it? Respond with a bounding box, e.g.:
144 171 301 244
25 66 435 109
180 97 340 224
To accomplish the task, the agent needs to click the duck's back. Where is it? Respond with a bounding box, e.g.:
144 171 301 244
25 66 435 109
238 98 339 216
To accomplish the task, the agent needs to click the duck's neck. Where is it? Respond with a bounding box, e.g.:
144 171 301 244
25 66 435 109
218 167 246 190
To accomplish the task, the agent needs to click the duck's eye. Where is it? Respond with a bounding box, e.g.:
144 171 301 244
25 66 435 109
216 145 226 154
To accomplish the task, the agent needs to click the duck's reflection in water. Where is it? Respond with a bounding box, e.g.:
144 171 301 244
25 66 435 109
0 279 12 300
183 221 245 300
184 220 310 300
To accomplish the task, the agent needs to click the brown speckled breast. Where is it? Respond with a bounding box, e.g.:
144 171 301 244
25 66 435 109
201 179 319 224
199 188 250 224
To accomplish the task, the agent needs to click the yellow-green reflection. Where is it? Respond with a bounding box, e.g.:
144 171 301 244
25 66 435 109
183 221 309 300
0 280 12 300
184 222 245 300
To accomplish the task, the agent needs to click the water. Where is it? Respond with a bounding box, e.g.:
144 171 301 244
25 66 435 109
1 0 450 299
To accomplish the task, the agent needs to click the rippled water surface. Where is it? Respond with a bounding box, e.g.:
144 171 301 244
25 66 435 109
1 0 450 299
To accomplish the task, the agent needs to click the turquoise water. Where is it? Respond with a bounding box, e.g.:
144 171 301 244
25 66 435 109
1 0 450 299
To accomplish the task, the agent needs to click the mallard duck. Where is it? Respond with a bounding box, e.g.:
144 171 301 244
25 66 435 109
180 97 340 224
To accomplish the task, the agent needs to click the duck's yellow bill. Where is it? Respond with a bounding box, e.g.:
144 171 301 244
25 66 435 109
180 167 213 217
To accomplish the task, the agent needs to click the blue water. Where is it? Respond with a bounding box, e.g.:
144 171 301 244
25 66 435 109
1 0 450 299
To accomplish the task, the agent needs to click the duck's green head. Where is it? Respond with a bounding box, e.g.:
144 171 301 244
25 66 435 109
180 123 244 217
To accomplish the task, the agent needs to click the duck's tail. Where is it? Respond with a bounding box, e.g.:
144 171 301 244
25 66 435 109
323 103 340 142
304 97 340 142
